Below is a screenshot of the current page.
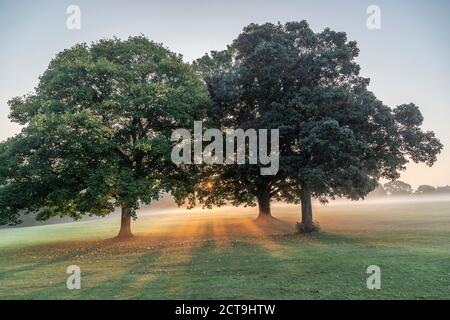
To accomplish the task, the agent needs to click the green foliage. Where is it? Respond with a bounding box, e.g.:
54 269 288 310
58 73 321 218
0 36 209 225
194 21 442 210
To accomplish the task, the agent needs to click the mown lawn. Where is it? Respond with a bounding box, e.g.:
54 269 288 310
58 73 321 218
0 199 449 299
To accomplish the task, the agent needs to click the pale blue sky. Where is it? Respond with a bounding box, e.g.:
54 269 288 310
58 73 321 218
0 0 449 187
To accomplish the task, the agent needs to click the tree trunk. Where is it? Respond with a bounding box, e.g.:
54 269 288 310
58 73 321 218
257 192 272 219
116 207 133 239
299 183 315 232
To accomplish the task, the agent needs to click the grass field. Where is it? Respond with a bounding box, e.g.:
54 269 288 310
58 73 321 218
0 198 449 299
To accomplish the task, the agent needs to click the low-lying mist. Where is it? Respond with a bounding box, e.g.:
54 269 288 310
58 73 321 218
4 193 450 229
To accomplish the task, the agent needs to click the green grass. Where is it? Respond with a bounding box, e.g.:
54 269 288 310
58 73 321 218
0 199 449 299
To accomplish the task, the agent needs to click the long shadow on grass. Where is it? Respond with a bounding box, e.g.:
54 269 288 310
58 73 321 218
15 225 450 299
130 227 450 299
62 221 212 299
128 217 294 299
128 220 215 299
73 246 165 300
11 238 152 299
0 239 123 281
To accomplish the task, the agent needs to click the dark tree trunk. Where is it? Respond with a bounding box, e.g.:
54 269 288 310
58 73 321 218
257 191 272 219
116 207 133 239
299 183 315 232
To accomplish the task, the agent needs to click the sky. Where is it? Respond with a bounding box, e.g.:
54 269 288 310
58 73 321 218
0 0 449 188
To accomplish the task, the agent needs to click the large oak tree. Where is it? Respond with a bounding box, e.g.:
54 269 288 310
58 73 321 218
194 21 442 230
0 36 209 238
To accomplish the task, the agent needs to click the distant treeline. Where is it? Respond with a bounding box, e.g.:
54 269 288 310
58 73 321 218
369 181 450 197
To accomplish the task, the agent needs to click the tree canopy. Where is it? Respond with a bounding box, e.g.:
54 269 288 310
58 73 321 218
0 36 209 237
194 21 442 230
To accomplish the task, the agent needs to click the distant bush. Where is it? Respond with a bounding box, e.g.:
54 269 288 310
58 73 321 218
416 185 436 195
436 186 450 194
368 182 450 197
384 180 412 196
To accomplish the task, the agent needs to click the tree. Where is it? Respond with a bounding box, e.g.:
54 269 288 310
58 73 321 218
384 181 413 196
0 36 209 238
415 185 436 195
436 186 450 194
195 21 442 231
